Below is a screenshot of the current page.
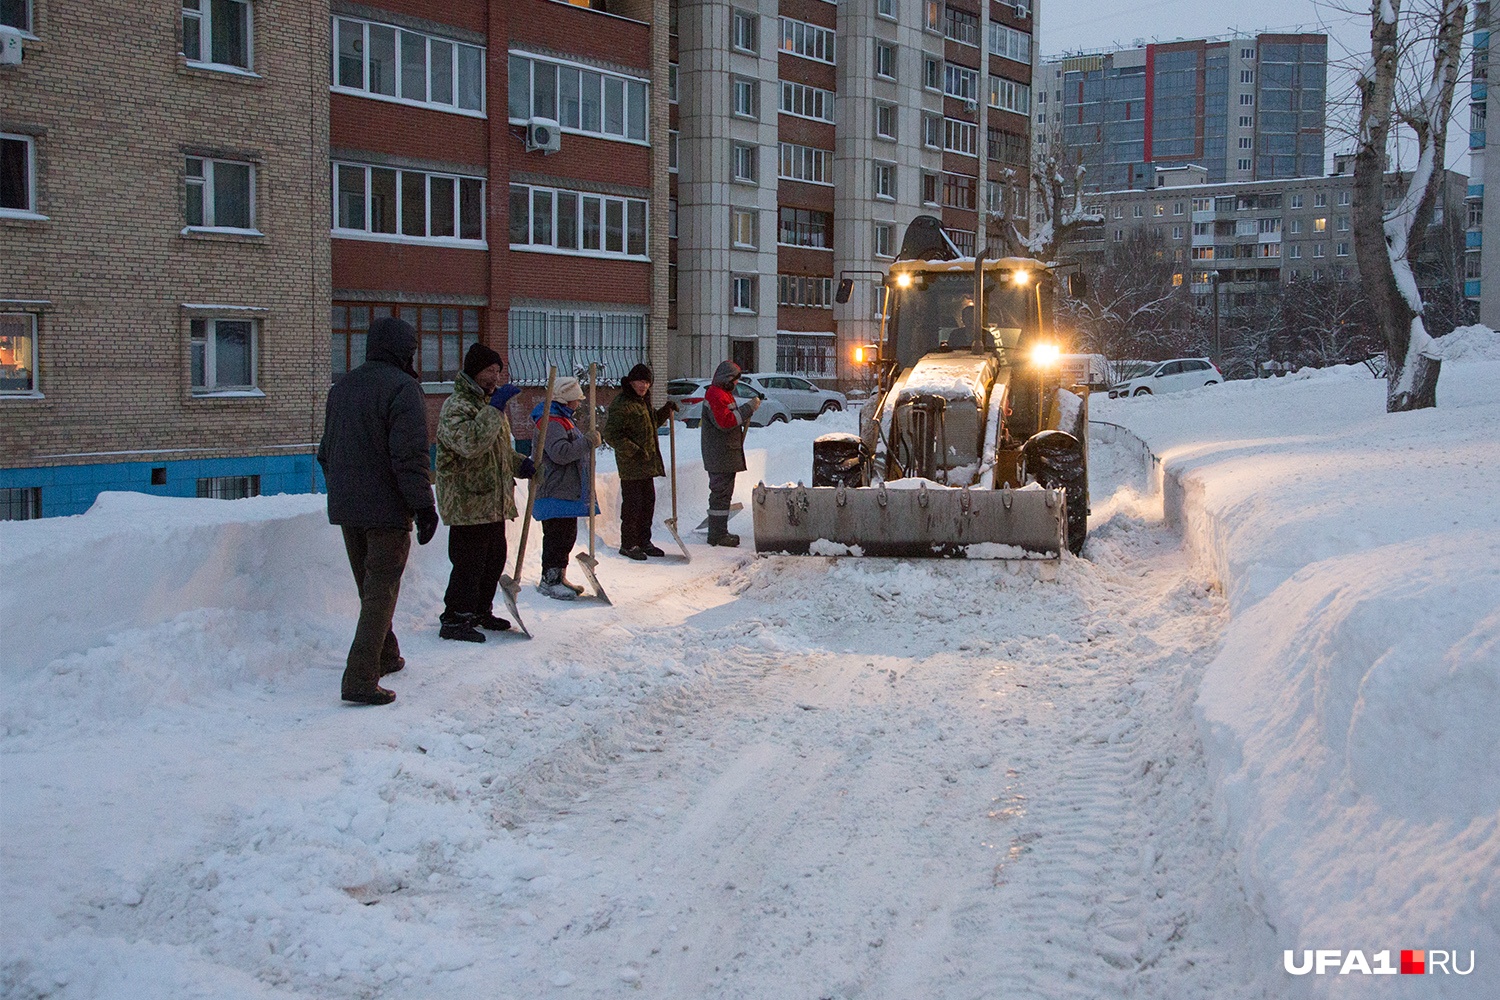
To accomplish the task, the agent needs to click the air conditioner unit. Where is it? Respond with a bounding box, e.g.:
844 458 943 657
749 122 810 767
963 98 978 113
525 118 561 154
0 26 23 66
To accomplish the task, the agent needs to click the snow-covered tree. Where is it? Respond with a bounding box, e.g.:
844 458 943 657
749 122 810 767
991 153 1104 263
1063 230 1196 362
1352 0 1468 411
1284 274 1381 366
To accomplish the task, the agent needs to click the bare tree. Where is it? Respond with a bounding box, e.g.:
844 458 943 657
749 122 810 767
1284 274 1382 366
1063 230 1195 363
991 152 1104 262
1352 0 1468 411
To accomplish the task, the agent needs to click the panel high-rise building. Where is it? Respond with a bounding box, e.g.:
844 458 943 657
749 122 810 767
1037 33 1327 193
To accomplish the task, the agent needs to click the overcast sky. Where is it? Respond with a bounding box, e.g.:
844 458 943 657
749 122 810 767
1038 0 1474 174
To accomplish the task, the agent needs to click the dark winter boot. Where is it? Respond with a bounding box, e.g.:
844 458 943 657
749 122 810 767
439 612 487 643
475 611 512 632
380 656 406 676
538 567 578 601
706 515 740 547
619 546 648 561
342 684 396 705
641 543 666 557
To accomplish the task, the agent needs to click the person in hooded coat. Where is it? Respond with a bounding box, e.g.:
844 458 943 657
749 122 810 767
530 377 600 600
317 316 438 705
603 363 676 560
699 360 759 547
434 342 535 643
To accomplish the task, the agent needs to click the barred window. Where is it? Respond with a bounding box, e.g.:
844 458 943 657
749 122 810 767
197 475 260 500
0 486 42 521
779 142 834 185
777 274 835 308
776 332 837 377
507 308 648 386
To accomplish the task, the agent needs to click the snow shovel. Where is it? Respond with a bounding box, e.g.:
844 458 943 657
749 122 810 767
661 415 691 561
499 367 557 638
574 363 612 604
693 503 743 533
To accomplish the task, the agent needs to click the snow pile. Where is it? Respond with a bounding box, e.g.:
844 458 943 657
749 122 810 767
1095 342 1500 994
1429 322 1500 363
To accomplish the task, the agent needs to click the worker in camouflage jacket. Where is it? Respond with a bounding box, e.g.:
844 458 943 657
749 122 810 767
434 343 533 642
603 363 676 560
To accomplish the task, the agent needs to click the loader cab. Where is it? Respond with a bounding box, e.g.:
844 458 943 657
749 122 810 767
882 264 1052 374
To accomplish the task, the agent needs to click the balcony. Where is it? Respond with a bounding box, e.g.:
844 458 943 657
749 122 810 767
1472 129 1487 150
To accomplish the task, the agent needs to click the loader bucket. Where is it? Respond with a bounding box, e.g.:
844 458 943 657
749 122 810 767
751 481 1067 558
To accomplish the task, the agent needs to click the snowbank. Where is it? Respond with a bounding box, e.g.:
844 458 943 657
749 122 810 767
1094 330 1500 997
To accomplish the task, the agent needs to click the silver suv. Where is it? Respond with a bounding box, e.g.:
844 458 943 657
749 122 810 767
738 373 847 418
1108 358 1222 398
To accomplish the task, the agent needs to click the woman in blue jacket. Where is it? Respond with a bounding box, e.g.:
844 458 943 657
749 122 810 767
530 377 600 600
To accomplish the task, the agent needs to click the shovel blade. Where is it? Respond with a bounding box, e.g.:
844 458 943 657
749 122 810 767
662 518 692 562
497 575 532 638
693 502 744 532
573 552 612 604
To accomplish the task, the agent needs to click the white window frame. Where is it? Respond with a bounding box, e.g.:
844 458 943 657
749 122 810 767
184 156 259 234
875 102 897 140
0 311 40 397
731 207 758 248
190 317 260 396
875 40 896 80
182 0 254 74
778 142 834 186
873 222 894 259
732 9 758 54
509 182 648 260
877 0 897 20
732 143 758 184
872 161 895 200
777 274 835 309
924 56 943 92
922 113 942 149
779 16 835 65
944 64 978 102
332 161 487 248
780 81 836 123
943 117 977 156
732 76 759 119
731 274 758 313
508 51 647 144
0 133 40 219
336 17 486 117
1 0 32 33
989 77 1031 115
988 24 1031 64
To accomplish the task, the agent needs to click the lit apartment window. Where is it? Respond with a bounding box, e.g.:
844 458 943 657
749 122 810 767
873 161 895 200
732 9 758 53
183 0 252 71
780 17 835 64
781 81 835 122
1 0 30 31
507 308 648 386
0 134 36 215
1258 243 1280 258
923 114 941 148
923 0 941 31
733 76 758 119
508 54 646 142
190 318 257 394
1313 217 1327 232
339 18 484 113
185 156 255 232
778 206 832 248
779 142 834 185
509 183 647 258
732 143 758 183
989 77 1031 114
875 41 896 79
0 312 37 395
731 274 757 313
873 222 894 258
334 162 484 244
731 208 757 248
875 103 897 139
331 303 481 381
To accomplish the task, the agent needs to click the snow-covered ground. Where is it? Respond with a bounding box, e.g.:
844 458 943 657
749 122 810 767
2 332 1496 998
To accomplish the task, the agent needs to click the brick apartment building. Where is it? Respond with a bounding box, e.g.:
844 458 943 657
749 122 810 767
0 0 332 518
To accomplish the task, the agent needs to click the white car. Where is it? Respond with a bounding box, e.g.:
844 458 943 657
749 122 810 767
666 378 792 427
1108 358 1223 397
738 373 847 418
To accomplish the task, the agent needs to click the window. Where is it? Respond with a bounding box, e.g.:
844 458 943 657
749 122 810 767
778 274 835 308
669 130 679 172
877 0 897 18
335 163 483 243
510 183 646 257
1289 243 1302 258
731 274 758 313
921 171 939 205
1336 242 1349 257
941 172 975 211
1173 201 1184 215
1240 69 1254 84
669 197 678 238
339 18 485 114
331 303 481 382
873 161 895 199
1172 225 1183 239
989 24 1031 63
1290 193 1304 209
873 222 894 258
1112 206 1124 219
1258 243 1280 258
944 7 978 45
1336 215 1349 232
1288 218 1302 234
1239 137 1253 149
1241 46 1254 59
875 41 896 79
733 77 758 119
988 128 1027 165
183 0 251 71
0 134 35 215
1 0 30 31
923 0 942 31
1314 192 1327 207
1133 205 1144 218
1338 191 1351 206
780 17 835 64
946 228 974 255
732 143 758 183
924 57 943 91
507 307 648 386
1313 217 1326 232
1239 93 1254 105
1237 158 1251 171
0 487 42 521
508 53 645 141
777 332 837 377
989 77 1031 115
197 476 260 500
669 63 678 103
1259 217 1281 233
944 64 978 102
923 113 942 148
944 118 977 156
1192 246 1215 260
1239 115 1253 127
732 9 758 53
0 312 37 395
876 102 897 139
731 207 757 248
1314 242 1325 257
781 81 835 122
779 142 834 185
191 318 256 393
779 206 832 248
184 156 255 232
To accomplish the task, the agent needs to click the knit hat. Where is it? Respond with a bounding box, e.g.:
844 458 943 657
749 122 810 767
462 342 503 379
622 363 654 388
552 376 585 404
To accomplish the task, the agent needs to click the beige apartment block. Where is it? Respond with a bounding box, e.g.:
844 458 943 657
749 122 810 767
0 0 330 517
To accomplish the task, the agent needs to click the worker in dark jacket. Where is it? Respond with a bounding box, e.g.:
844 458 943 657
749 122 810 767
603 363 675 560
530 377 600 600
699 360 759 547
317 316 438 705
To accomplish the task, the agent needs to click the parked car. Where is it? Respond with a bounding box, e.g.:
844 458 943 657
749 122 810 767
667 378 793 427
1108 358 1223 397
738 373 847 418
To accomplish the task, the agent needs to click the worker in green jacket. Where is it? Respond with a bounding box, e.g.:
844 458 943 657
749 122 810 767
603 363 676 560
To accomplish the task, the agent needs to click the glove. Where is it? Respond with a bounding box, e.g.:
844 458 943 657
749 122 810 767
518 457 536 480
415 508 439 546
665 401 679 413
489 383 522 411
588 430 603 448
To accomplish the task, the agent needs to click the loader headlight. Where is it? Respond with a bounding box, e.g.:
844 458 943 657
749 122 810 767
894 272 913 289
1030 342 1061 367
1013 270 1031 285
